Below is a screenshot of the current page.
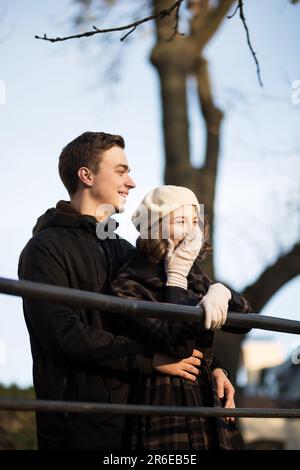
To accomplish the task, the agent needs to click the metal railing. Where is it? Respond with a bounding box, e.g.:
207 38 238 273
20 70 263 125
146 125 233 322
0 276 299 419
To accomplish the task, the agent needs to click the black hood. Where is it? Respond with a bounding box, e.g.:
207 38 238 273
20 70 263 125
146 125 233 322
33 200 98 236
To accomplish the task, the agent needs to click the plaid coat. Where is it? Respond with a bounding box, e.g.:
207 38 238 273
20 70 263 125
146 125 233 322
111 253 253 450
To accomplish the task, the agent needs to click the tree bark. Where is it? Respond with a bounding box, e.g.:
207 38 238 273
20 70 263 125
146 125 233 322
150 0 232 279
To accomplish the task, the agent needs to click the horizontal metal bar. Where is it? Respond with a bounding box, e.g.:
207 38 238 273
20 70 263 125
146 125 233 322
1 277 300 334
0 398 299 418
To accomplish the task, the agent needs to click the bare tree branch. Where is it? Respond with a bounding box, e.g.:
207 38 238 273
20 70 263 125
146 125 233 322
195 56 223 173
190 0 235 50
228 0 263 87
35 0 185 43
227 3 239 19
242 243 300 312
34 0 264 88
120 25 137 42
167 0 184 41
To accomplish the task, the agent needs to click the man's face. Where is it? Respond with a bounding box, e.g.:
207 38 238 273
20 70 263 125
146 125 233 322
91 146 136 218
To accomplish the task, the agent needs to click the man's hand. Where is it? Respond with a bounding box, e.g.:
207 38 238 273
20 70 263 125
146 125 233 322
165 226 203 290
212 368 235 423
153 349 203 382
200 283 232 329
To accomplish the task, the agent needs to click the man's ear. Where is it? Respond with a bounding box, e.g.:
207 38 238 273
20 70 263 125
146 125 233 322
77 167 93 187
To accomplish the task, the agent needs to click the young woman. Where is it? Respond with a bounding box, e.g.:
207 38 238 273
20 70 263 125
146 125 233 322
111 185 253 450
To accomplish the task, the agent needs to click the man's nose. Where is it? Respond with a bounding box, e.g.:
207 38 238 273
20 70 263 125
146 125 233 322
126 174 136 189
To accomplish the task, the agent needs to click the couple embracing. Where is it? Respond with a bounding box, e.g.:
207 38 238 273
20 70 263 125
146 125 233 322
19 131 252 450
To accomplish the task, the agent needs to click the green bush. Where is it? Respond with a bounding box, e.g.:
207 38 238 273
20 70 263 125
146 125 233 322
0 383 37 450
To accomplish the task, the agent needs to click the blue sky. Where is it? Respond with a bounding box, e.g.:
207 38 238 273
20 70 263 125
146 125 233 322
0 0 300 386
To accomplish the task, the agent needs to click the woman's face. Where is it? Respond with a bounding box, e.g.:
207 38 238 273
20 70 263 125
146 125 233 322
168 205 199 248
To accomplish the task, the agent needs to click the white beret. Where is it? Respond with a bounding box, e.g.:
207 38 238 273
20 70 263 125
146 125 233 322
132 185 200 232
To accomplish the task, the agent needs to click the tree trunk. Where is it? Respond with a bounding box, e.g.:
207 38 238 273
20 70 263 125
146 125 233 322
150 1 230 280
150 0 300 385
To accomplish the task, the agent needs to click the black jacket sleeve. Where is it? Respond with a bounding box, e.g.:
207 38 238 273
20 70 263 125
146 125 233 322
164 288 229 372
109 278 208 359
210 356 230 378
166 287 233 375
188 259 254 335
18 238 153 376
221 286 254 334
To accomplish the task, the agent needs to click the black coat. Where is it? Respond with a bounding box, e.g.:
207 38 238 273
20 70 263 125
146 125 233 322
18 202 154 450
18 201 232 450
111 254 253 450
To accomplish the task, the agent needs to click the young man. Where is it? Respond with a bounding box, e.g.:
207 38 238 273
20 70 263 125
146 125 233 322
18 132 234 450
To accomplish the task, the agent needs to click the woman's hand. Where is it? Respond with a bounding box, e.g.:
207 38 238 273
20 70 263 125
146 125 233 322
212 368 235 423
165 226 203 290
153 349 203 382
200 283 232 329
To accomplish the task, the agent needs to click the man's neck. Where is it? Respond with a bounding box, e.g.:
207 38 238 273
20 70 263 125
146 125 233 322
70 192 112 222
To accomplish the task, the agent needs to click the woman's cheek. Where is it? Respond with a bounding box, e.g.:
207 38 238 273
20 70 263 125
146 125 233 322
172 223 187 241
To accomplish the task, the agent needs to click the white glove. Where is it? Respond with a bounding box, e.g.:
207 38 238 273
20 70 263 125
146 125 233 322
200 283 232 329
165 226 203 290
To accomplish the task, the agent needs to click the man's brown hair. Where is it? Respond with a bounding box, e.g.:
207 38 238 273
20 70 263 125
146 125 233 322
58 131 125 195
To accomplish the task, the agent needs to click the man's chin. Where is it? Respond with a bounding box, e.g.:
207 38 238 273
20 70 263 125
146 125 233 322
115 195 127 213
116 204 125 214
95 203 116 220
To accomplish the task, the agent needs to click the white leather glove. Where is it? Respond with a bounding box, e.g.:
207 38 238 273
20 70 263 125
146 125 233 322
200 283 232 329
165 226 203 290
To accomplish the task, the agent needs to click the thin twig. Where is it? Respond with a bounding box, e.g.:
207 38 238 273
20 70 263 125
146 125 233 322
228 0 263 87
120 25 137 42
35 0 186 43
227 3 239 19
167 0 184 41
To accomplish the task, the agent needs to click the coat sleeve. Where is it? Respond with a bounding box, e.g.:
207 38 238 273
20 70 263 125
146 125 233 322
210 356 230 378
221 286 254 334
111 277 204 359
191 261 254 334
166 287 230 373
18 237 153 375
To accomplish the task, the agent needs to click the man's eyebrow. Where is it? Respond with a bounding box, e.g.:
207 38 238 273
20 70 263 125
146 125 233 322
114 164 130 172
